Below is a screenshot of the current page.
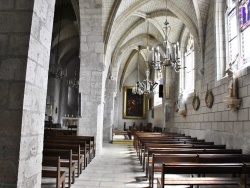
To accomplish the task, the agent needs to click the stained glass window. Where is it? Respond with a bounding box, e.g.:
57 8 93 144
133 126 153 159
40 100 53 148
227 0 250 69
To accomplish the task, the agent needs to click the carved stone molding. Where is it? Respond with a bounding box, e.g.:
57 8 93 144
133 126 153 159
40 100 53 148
223 97 241 111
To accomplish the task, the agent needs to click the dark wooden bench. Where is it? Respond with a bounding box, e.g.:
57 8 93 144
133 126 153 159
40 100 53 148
150 153 250 188
44 128 77 136
42 156 66 188
135 135 191 154
133 132 185 150
44 139 87 171
139 140 214 164
43 149 74 188
140 142 226 167
62 135 95 159
157 163 247 188
144 148 242 176
137 137 205 160
68 125 77 129
45 135 95 161
44 143 83 177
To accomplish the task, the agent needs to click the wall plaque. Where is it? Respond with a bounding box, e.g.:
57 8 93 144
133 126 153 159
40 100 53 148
192 93 200 111
205 84 213 108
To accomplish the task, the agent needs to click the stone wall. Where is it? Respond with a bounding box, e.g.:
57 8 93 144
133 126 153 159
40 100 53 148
78 0 104 154
103 80 116 142
172 1 250 154
0 0 55 187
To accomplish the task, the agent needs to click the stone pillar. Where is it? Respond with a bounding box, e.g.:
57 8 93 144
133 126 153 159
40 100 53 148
163 67 176 130
79 0 104 154
103 80 116 142
0 0 55 187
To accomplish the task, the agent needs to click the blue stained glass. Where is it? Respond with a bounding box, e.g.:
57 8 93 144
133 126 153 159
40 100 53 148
240 7 246 24
248 0 250 20
240 0 250 30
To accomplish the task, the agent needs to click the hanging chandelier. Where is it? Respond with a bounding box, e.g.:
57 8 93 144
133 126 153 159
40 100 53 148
132 22 158 96
151 0 183 72
132 46 144 95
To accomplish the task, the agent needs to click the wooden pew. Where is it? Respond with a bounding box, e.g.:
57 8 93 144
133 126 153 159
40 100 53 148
137 137 205 162
43 149 74 188
144 148 242 174
137 137 204 159
157 163 247 188
139 139 214 163
150 153 250 188
61 135 95 159
44 128 77 136
133 132 185 149
45 135 95 161
44 139 87 171
44 143 83 177
42 156 66 188
135 135 191 154
140 142 226 166
45 138 91 165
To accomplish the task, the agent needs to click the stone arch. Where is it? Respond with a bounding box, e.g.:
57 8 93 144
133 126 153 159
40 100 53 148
111 34 163 91
105 1 201 88
110 0 199 49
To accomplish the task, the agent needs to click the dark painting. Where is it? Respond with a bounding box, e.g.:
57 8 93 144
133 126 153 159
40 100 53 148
123 86 145 119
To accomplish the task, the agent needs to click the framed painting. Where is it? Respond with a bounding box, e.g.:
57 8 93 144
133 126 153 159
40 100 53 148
123 86 145 119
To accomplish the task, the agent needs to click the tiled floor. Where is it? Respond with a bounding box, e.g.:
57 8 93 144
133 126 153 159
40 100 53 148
71 142 150 188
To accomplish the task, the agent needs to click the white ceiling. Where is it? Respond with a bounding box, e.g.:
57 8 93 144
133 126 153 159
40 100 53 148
103 0 212 88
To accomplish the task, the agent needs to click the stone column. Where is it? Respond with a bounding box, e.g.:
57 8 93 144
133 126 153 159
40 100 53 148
163 66 176 131
0 0 55 187
79 0 104 154
103 80 116 142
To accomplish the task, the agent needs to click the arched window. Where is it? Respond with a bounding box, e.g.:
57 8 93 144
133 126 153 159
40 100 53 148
226 0 250 70
180 34 195 94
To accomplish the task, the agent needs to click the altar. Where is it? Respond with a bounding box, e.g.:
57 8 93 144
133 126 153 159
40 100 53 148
62 117 78 128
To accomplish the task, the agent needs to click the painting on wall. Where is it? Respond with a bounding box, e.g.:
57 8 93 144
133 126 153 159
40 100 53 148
123 86 145 119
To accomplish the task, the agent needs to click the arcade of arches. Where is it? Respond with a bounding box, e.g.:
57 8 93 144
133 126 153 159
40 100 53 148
1 0 250 187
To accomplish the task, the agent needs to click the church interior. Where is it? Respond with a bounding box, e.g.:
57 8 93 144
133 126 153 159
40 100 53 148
1 0 250 187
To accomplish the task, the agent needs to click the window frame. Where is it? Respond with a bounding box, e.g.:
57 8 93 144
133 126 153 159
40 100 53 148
179 34 195 95
226 0 250 71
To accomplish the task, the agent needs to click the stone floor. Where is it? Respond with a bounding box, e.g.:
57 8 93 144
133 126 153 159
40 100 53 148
71 141 149 188
42 135 239 188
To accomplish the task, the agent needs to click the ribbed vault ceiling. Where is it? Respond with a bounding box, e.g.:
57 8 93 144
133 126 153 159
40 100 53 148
103 0 211 89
